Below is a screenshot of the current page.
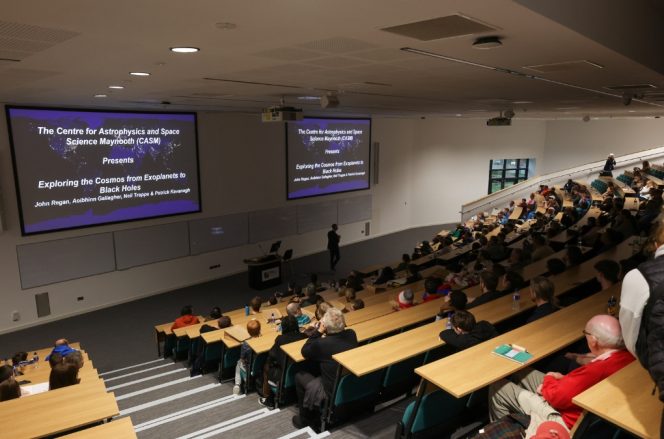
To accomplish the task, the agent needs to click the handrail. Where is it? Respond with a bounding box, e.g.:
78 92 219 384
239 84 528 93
460 145 664 221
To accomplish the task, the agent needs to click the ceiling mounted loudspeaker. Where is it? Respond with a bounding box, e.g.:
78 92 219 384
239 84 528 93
321 94 340 109
472 36 502 49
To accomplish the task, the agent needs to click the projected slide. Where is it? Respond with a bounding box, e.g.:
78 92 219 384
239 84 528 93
287 118 371 200
6 107 201 235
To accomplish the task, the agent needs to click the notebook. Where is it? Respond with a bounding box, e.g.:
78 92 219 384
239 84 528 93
492 344 533 364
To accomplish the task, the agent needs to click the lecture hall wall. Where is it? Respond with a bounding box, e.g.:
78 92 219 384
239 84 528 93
0 109 663 333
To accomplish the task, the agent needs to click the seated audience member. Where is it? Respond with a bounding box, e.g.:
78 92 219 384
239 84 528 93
249 296 263 315
498 271 525 296
343 287 356 302
206 307 222 321
11 352 28 368
45 339 77 361
293 308 358 430
350 299 365 311
488 315 634 437
468 271 501 308
422 277 444 302
531 234 555 262
191 315 232 376
260 315 307 408
286 302 312 327
612 209 636 238
405 264 422 284
439 310 498 351
349 272 366 291
563 246 584 268
234 319 261 395
373 266 395 285
528 276 559 323
395 253 411 272
436 291 468 320
171 306 200 330
420 240 433 255
64 351 84 370
507 248 530 273
0 377 20 401
546 258 567 276
48 352 63 369
0 365 12 383
49 363 80 390
392 288 415 310
300 285 323 307
593 259 621 291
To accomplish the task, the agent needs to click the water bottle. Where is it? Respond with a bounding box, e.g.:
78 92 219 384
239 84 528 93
512 289 521 311
244 305 250 316
607 295 617 316
269 312 275 324
33 353 39 368
446 312 454 330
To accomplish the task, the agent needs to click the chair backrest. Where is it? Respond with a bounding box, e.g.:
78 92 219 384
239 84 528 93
382 353 426 389
333 369 384 407
401 390 469 434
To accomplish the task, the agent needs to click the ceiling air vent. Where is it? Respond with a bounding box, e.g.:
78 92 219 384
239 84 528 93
523 60 603 73
380 14 497 41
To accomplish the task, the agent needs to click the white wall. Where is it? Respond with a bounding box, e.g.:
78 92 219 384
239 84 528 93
2 112 664 333
0 111 415 334
409 118 548 225
543 118 664 174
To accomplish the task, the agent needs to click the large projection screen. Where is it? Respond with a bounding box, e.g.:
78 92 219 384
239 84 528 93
286 117 371 200
6 106 201 235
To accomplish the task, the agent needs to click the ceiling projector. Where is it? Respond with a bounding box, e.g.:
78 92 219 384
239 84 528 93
486 116 512 126
261 106 303 122
487 109 514 126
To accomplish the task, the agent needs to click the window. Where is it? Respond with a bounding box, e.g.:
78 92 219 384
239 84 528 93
488 158 531 194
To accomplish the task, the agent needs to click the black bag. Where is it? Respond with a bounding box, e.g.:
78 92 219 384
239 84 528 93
472 414 530 439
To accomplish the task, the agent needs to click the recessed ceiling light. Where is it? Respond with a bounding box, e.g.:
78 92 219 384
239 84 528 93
130 72 151 77
628 110 636 113
170 47 200 53
108 85 124 90
215 22 237 30
94 94 107 98
455 114 462 117
297 96 321 101
512 101 533 104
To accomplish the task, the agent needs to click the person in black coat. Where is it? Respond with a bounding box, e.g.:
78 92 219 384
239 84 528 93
603 153 616 176
293 308 358 431
327 224 341 271
439 310 498 351
259 315 306 407
468 271 503 309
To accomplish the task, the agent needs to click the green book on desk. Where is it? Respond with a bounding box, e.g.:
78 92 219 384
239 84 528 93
493 344 533 364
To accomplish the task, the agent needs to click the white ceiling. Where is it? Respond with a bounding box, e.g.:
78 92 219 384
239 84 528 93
1 0 664 119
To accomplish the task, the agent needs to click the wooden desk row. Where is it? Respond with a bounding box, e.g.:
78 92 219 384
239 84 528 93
0 342 134 439
415 284 619 398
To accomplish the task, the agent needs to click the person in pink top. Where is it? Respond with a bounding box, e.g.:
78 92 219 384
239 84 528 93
488 314 634 437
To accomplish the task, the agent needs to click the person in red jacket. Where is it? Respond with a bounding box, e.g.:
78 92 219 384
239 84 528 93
488 314 634 437
171 305 200 330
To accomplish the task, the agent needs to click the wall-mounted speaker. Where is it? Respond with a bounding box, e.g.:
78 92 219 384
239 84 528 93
373 142 380 185
35 292 51 317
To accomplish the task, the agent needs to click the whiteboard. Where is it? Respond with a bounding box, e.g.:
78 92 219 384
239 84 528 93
338 194 372 224
249 207 297 243
189 212 249 255
114 222 190 270
297 200 338 234
17 233 115 289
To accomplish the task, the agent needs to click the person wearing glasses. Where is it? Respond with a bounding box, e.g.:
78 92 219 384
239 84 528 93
488 315 634 437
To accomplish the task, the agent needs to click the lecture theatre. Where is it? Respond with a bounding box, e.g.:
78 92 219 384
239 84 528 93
1 1 663 438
